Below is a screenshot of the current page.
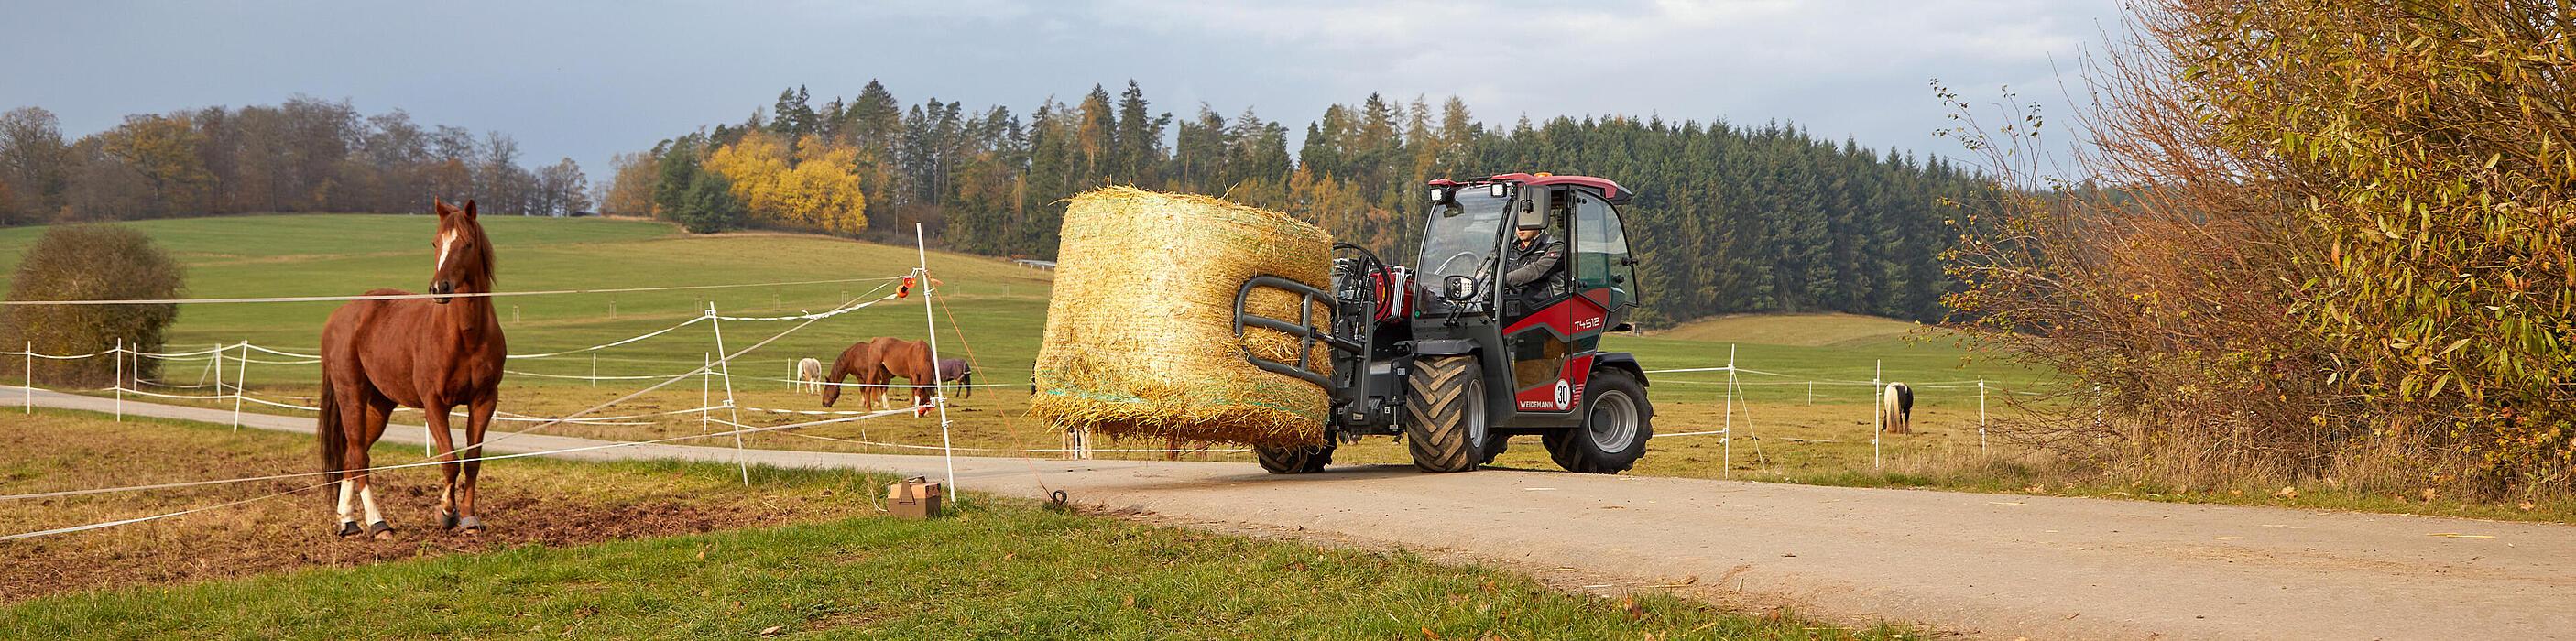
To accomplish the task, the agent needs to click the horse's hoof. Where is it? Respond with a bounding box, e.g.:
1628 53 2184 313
440 511 461 530
457 516 485 535
366 521 395 540
335 521 362 538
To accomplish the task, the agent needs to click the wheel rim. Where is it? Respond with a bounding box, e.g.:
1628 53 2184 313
1465 376 1489 450
1588 390 1639 452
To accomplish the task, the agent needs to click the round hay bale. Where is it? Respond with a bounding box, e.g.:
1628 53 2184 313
1031 187 1334 447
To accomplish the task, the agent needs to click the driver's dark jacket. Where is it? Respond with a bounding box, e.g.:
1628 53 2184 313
1503 234 1566 303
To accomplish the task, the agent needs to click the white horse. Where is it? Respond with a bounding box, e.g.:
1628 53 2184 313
795 357 825 394
1880 382 1914 434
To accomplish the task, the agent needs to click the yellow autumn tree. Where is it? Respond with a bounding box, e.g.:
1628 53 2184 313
704 132 868 235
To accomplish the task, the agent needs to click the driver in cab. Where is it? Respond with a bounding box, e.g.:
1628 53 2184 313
1502 211 1565 310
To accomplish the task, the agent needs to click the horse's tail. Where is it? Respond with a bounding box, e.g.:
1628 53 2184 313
317 376 344 489
959 369 973 398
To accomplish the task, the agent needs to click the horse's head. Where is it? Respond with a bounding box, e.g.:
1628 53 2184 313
429 199 495 304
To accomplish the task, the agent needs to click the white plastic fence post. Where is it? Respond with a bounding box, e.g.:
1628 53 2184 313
590 353 598 388
23 341 31 414
209 342 224 429
916 223 958 494
231 342 247 431
701 352 712 434
114 338 123 422
707 305 749 485
1807 381 1814 406
1721 344 1735 479
1979 378 1990 456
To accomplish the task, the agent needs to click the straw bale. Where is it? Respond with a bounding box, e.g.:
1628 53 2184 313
1031 187 1334 447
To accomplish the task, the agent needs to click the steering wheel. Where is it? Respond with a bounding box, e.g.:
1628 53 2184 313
1429 251 1482 277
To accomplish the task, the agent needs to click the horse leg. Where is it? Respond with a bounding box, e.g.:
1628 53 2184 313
456 396 496 534
329 387 374 538
425 405 462 530
352 399 397 539
864 366 889 411
344 439 390 540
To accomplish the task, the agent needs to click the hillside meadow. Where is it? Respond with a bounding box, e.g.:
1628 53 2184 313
16 214 2546 520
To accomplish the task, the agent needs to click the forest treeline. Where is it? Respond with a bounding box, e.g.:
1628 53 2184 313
611 82 1985 325
0 97 592 223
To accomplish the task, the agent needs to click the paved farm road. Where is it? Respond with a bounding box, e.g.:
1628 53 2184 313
12 388 2571 640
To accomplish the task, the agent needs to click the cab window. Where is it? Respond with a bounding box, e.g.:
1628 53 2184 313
1571 192 1635 310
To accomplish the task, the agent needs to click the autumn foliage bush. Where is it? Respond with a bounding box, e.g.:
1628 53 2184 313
0 225 183 386
1948 1 2575 497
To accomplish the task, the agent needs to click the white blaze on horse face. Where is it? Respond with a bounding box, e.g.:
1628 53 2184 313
435 228 460 272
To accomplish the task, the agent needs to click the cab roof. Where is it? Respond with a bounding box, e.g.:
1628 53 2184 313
1427 173 1633 205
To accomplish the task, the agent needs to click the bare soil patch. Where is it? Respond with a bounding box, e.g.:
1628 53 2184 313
0 412 882 602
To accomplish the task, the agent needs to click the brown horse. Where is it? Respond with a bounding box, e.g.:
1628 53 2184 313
316 199 507 539
874 338 940 415
820 337 939 414
820 337 894 409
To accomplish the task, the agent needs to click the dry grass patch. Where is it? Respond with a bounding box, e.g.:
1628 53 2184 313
0 409 891 602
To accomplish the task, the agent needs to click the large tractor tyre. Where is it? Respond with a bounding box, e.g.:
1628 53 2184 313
1254 443 1335 474
1404 355 1488 473
1479 434 1511 465
1544 369 1654 473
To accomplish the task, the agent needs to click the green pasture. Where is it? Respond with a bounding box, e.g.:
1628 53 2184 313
0 213 2047 481
8 215 2557 527
0 213 2036 392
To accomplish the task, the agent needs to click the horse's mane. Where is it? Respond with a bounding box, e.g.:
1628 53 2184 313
456 215 497 290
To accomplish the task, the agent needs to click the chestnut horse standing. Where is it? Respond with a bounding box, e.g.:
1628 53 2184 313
316 199 507 539
821 337 939 413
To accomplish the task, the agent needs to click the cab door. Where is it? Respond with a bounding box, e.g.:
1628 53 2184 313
1570 191 1638 326
1499 187 1599 424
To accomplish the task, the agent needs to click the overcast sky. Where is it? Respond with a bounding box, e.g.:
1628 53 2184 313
3 0 2123 182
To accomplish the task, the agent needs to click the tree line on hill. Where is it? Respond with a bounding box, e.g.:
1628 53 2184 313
611 81 1986 325
0 98 592 224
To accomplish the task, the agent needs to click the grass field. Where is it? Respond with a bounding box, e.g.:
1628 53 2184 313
0 409 1905 639
6 213 2558 522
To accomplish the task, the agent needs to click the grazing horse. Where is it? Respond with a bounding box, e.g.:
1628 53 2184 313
935 357 973 399
821 337 896 409
1880 382 1914 435
795 357 825 394
317 199 507 539
872 339 940 415
819 337 940 414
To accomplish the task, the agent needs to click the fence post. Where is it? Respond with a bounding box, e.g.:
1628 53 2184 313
1807 380 1814 406
232 342 248 431
590 353 598 388
1978 378 1989 456
701 352 711 434
916 223 959 494
114 338 123 422
1721 343 1735 479
213 342 226 430
23 341 31 414
706 306 748 485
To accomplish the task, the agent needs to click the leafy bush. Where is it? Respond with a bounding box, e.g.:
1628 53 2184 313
1946 1 2573 497
0 225 184 386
